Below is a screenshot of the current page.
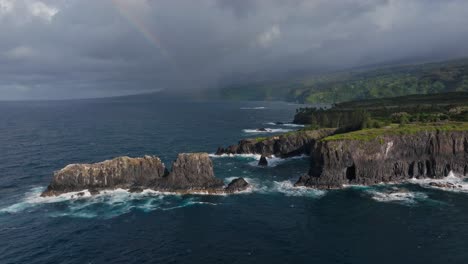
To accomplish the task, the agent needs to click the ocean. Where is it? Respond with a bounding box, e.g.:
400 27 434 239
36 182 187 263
1 95 468 264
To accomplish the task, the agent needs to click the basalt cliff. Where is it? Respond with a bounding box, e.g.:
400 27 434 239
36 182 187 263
41 153 248 196
296 129 468 189
215 129 336 158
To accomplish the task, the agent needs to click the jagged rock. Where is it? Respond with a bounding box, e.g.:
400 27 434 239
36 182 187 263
258 155 268 166
257 128 268 132
89 189 100 195
41 155 166 197
225 178 249 193
41 153 244 196
298 130 468 189
429 182 457 189
215 129 336 158
159 153 224 191
128 187 144 193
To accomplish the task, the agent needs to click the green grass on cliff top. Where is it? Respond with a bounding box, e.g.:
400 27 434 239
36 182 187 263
322 122 468 142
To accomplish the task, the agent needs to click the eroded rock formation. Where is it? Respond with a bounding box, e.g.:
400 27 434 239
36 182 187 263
296 130 468 189
41 153 248 196
215 129 336 158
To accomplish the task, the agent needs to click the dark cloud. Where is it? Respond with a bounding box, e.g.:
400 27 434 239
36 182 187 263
0 0 468 100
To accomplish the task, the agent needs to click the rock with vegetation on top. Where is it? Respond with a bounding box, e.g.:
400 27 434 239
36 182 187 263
296 125 468 189
215 129 336 158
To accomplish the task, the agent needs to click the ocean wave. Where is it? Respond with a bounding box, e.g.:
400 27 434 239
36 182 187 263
365 187 428 205
265 122 305 127
271 180 326 197
283 123 306 127
210 153 308 167
209 153 261 159
247 155 308 167
240 107 266 110
223 177 325 197
243 128 293 133
0 187 218 219
408 172 468 193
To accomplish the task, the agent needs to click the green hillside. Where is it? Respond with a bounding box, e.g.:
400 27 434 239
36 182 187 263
219 59 468 104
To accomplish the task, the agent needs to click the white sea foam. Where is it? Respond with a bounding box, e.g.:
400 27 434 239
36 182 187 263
243 128 293 133
209 153 261 159
408 172 468 193
365 188 428 205
0 186 218 218
265 122 305 127
283 123 306 127
247 155 308 168
223 177 325 197
271 180 326 197
210 153 307 168
240 107 266 110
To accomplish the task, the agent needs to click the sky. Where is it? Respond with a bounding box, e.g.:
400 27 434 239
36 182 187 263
1 0 468 100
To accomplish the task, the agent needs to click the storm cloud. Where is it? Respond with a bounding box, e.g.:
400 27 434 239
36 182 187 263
1 0 468 100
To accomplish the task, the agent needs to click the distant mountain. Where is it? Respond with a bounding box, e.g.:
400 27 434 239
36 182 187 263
213 58 468 104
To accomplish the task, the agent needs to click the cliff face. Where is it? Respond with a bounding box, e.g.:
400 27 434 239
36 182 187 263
42 153 247 196
216 129 336 158
42 156 166 196
158 153 224 190
296 131 468 189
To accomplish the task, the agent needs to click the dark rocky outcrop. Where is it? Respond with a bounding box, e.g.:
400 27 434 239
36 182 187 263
224 178 249 193
41 155 166 196
156 153 224 191
215 129 336 158
296 130 468 189
428 182 462 189
41 153 249 196
258 155 268 166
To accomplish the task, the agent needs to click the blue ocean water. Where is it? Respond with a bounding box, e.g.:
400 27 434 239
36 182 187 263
1 95 468 264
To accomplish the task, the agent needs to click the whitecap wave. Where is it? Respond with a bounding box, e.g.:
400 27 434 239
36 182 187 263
243 128 292 133
240 107 266 110
222 177 325 197
408 172 468 193
0 187 218 218
265 122 305 127
210 153 307 168
283 123 306 127
271 180 326 197
209 153 261 159
247 155 308 168
365 188 428 205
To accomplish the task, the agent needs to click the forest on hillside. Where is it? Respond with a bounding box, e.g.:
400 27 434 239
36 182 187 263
220 59 468 104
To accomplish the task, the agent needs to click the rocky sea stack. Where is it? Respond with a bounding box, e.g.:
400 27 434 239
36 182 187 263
41 153 248 196
296 129 468 189
258 155 268 166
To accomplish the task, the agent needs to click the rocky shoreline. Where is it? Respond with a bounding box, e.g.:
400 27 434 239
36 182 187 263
215 128 335 158
41 153 249 197
215 124 468 190
42 124 468 197
296 129 468 189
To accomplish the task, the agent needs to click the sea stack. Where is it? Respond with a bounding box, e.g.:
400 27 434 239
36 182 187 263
41 153 249 196
258 155 268 166
158 153 224 191
41 155 166 197
224 178 249 193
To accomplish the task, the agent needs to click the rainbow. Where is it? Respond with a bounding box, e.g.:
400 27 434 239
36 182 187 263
110 0 177 70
